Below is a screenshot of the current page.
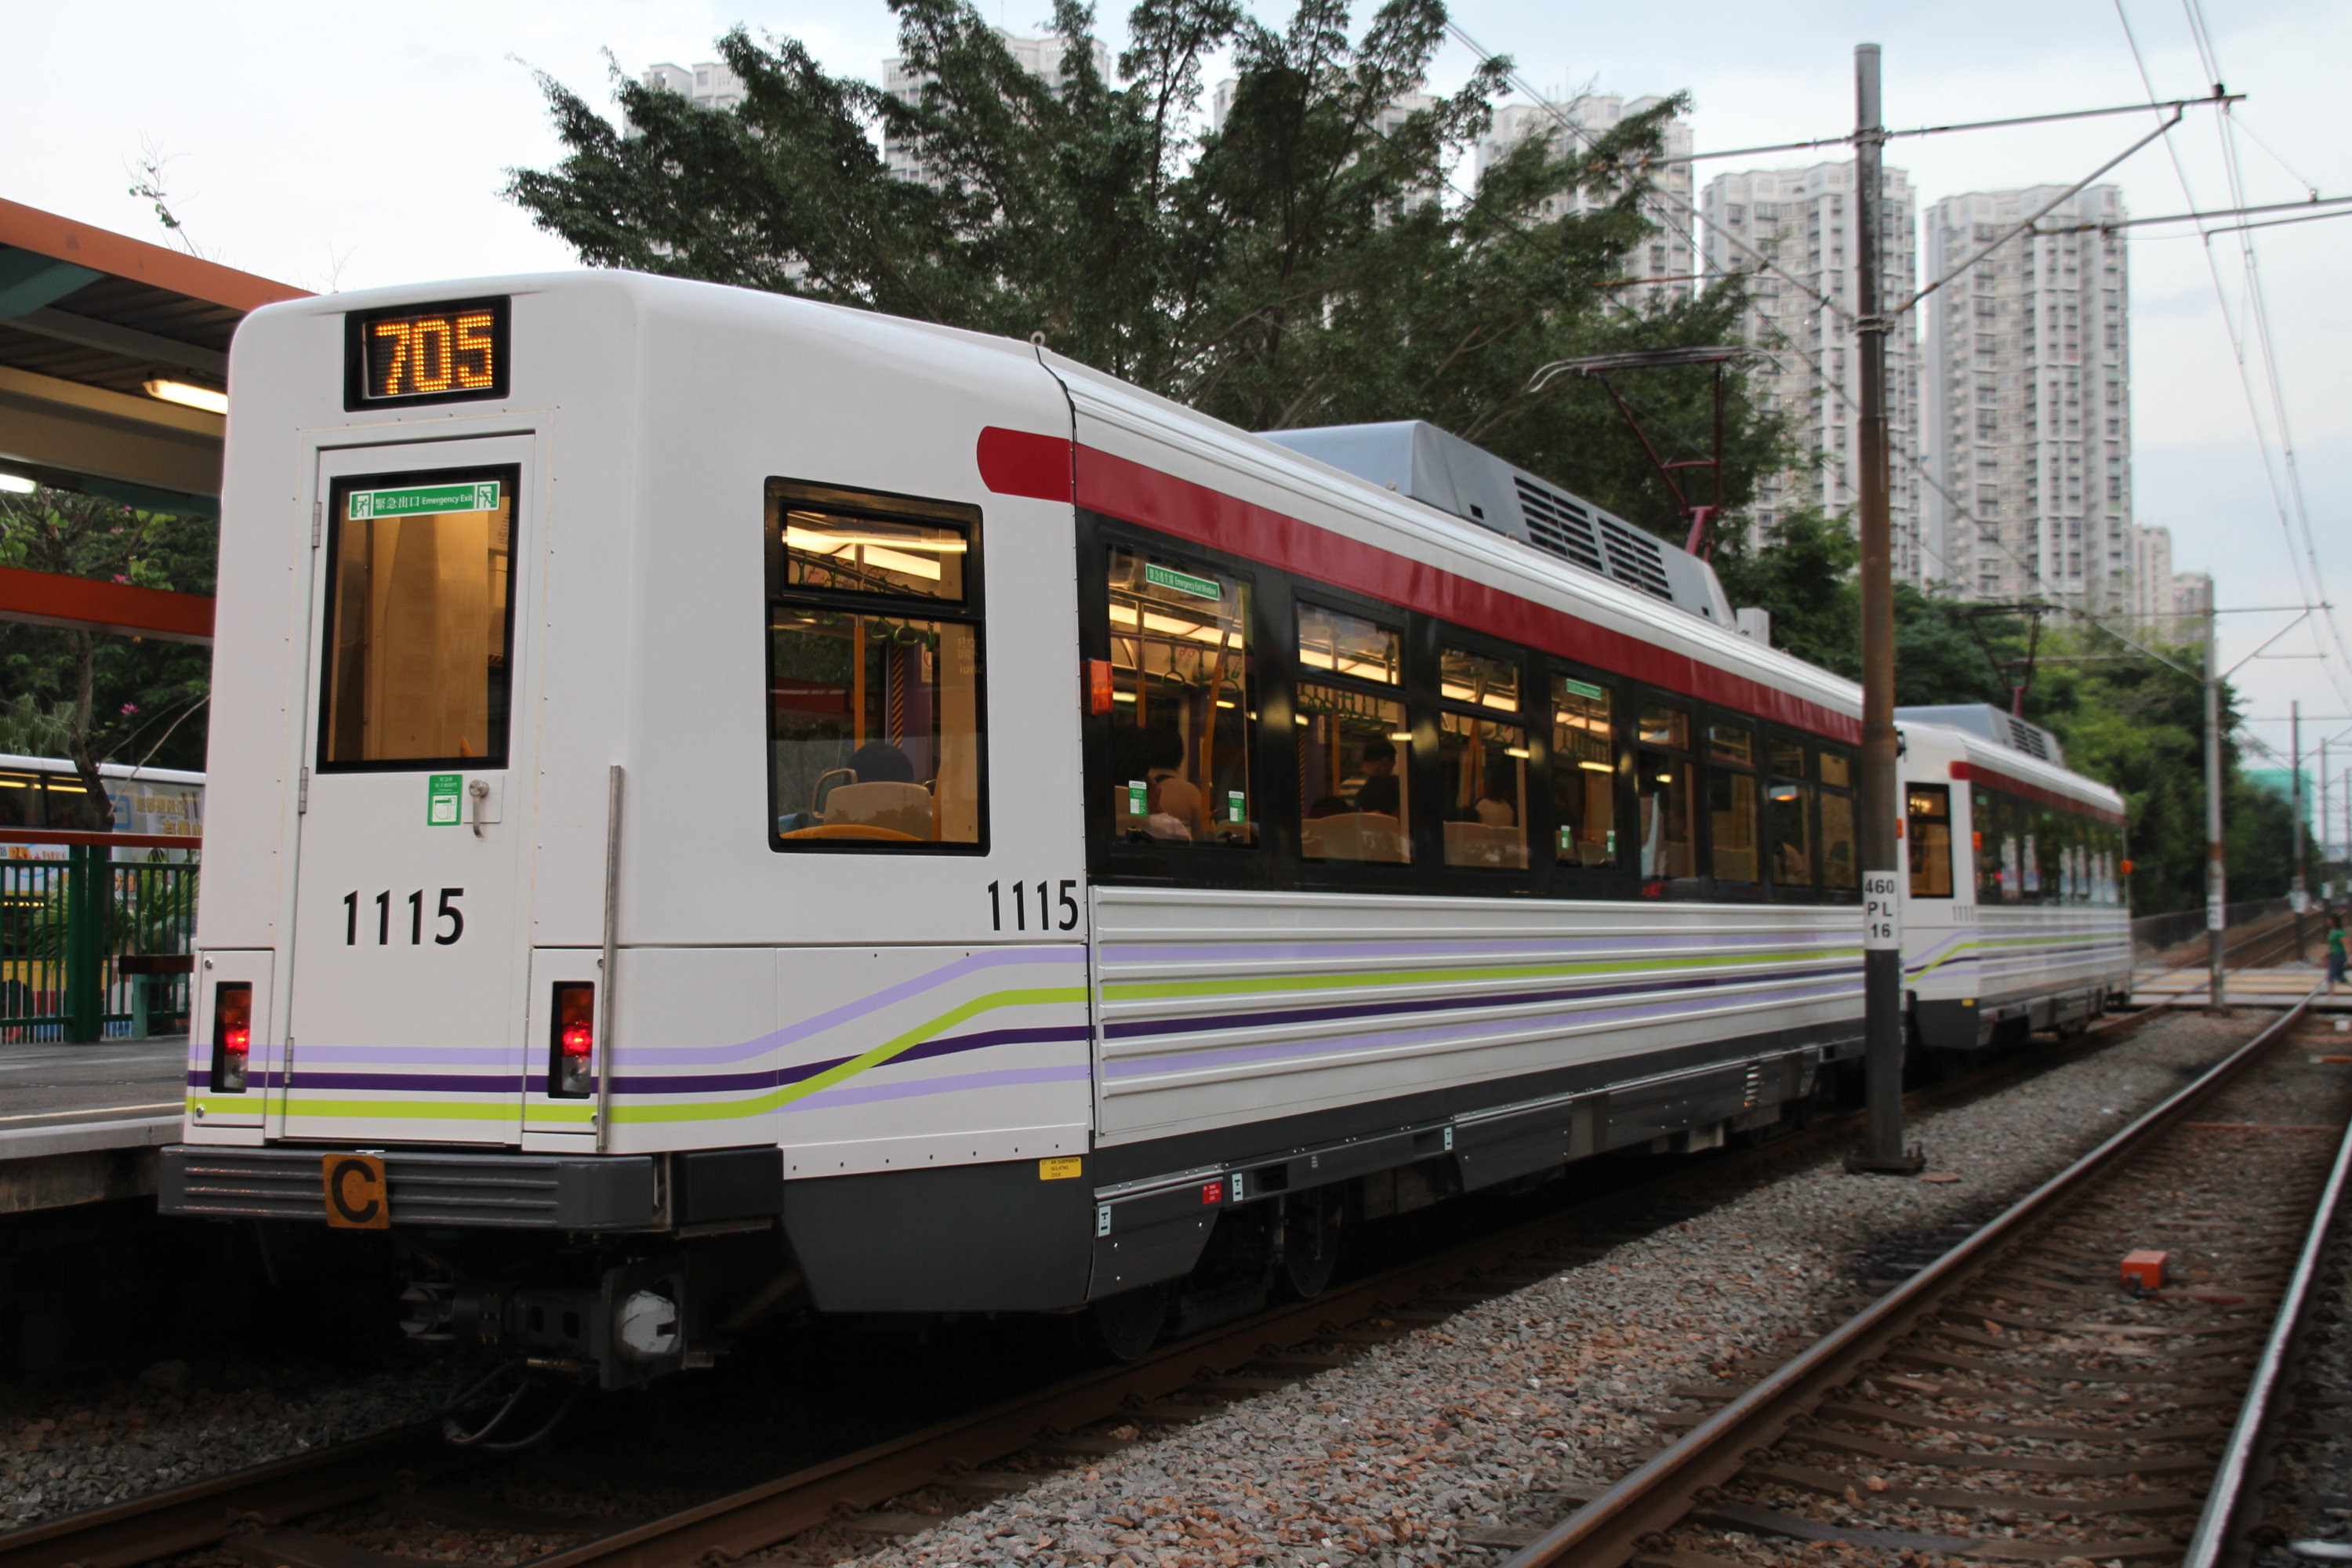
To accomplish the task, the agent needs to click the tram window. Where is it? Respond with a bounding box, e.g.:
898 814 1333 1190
768 612 982 846
1637 702 1695 889
1907 785 1953 897
779 510 967 601
319 468 515 770
1298 685 1410 863
1820 783 1857 891
1769 737 1806 779
765 481 984 851
1817 750 1852 789
1708 720 1759 884
1769 776 1813 888
1298 604 1402 684
1104 548 1254 847
1438 644 1526 870
0 771 43 828
1552 677 1616 869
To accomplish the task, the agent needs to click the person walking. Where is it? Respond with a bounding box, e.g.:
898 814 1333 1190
2328 916 2347 996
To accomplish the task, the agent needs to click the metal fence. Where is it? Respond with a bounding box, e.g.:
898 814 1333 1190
2130 895 2293 963
0 848 198 1042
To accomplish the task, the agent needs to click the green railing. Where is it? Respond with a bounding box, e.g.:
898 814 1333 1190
0 844 198 1043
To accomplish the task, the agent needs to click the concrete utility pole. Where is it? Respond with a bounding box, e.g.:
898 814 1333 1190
2293 701 2307 960
1849 42 1918 1175
2206 601 2227 1010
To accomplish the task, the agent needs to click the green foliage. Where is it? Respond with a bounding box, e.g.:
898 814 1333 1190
506 0 1795 535
0 489 216 815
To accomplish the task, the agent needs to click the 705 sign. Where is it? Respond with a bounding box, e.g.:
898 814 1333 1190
343 887 466 946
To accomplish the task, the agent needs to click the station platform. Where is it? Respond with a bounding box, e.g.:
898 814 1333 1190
0 1039 185 1215
2130 960 2347 1011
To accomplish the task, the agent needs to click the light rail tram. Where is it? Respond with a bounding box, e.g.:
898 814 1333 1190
158 272 2128 1390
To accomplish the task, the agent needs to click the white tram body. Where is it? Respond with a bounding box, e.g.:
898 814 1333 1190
1895 710 2132 1048
155 270 2113 1381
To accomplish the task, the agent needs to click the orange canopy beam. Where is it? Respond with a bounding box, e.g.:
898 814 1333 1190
0 565 213 644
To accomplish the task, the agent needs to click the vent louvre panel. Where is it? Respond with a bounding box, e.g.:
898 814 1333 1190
1512 479 1606 573
2004 718 2051 760
1595 517 1676 601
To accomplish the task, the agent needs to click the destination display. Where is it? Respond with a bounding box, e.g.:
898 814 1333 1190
345 297 509 408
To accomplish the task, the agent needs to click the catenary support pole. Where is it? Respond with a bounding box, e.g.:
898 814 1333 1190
1849 42 1918 1174
2206 602 2227 1010
2294 702 2307 960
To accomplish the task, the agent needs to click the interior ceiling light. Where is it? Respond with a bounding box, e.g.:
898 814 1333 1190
144 379 229 415
0 473 35 495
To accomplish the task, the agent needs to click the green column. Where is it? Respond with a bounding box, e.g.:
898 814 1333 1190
64 844 104 1044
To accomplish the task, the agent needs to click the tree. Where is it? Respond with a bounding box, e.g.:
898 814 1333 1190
0 489 216 822
506 0 1795 535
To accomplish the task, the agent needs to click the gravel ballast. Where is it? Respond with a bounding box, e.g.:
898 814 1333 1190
0 1011 2281 1554
821 1012 2270 1568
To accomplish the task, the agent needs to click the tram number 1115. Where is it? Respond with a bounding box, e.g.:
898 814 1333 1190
989 880 1078 932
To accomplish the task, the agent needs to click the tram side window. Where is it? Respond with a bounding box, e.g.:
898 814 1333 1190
0 771 44 828
1907 784 1953 897
1553 677 1617 869
1298 604 1410 864
1767 738 1813 890
1439 646 1527 869
766 484 984 850
1708 719 1761 885
1818 748 1857 891
1637 703 1696 890
320 468 516 769
1104 548 1255 847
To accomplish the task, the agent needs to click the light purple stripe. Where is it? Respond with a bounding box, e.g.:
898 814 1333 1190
663 947 1084 1066
1098 931 1848 966
292 1046 512 1064
785 1063 1091 1111
1104 978 1860 1079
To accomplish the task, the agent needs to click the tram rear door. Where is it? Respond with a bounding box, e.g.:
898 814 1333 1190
278 437 539 1145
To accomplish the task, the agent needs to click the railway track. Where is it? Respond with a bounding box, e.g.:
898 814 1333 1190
1494 989 2344 1568
0 982 2280 1568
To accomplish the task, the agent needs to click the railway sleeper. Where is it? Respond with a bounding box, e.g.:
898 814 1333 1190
1739 1460 2208 1515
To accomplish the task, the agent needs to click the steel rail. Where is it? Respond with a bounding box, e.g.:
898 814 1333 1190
2182 1031 2352 1566
0 1423 450 1568
1500 989 2319 1568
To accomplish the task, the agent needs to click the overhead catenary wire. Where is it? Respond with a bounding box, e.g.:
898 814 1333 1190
2111 0 2352 713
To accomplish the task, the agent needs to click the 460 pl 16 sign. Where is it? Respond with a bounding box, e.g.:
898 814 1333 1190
344 296 510 408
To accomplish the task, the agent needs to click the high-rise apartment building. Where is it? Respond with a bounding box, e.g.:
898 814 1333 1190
883 32 1109 184
1475 96 1696 312
641 61 747 111
1701 162 1922 576
2129 522 2174 626
1920 187 2130 608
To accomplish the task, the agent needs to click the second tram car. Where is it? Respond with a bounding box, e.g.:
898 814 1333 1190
158 271 2127 1386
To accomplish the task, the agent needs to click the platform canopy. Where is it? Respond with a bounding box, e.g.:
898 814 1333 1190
0 198 306 518
0 199 304 642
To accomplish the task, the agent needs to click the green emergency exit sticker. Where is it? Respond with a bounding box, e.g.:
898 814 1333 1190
1228 790 1245 824
350 480 501 521
1144 562 1221 601
427 773 463 826
1559 677 1605 702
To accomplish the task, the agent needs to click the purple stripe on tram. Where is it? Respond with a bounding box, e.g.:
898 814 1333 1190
1102 978 1860 1080
1102 964 1857 1040
612 1024 1093 1096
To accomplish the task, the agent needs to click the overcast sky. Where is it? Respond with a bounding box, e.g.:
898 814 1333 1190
9 0 2348 784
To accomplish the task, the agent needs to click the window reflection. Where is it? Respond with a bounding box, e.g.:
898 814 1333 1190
1298 605 1401 684
1105 549 1254 846
1553 677 1615 869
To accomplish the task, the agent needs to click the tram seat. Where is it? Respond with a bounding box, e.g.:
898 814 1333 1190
1301 812 1408 864
1443 821 1526 867
822 781 933 840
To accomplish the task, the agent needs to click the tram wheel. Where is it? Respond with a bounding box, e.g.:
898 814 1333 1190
1279 1187 1349 1300
1083 1282 1171 1362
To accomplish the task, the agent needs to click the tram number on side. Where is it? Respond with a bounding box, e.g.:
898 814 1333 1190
988 879 1079 932
340 888 467 946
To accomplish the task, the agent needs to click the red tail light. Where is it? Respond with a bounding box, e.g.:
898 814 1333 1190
551 982 596 1098
1086 658 1115 717
212 982 252 1094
